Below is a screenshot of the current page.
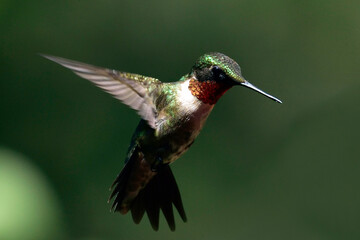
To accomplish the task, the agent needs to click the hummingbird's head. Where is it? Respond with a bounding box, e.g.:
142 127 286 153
193 52 245 85
191 52 282 103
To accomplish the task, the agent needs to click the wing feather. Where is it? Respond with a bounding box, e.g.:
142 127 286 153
42 54 160 128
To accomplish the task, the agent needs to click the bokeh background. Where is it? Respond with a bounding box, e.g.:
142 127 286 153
1 0 360 239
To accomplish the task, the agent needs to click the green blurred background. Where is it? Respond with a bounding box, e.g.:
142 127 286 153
1 0 360 239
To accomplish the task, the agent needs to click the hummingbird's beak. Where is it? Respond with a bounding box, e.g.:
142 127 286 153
240 80 282 103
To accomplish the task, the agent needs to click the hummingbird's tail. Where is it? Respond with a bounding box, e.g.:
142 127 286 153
109 146 187 231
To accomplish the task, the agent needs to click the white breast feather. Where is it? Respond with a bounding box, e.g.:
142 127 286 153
177 80 213 118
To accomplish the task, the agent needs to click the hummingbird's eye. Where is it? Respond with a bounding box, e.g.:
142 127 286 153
212 66 225 80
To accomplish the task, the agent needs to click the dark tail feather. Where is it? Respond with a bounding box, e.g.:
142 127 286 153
130 165 187 231
130 192 146 224
109 154 136 212
159 167 187 224
109 148 187 231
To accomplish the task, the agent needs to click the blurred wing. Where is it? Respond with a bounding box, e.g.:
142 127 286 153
42 54 160 128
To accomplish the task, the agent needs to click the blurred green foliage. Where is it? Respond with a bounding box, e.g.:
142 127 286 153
0 149 63 240
1 0 360 239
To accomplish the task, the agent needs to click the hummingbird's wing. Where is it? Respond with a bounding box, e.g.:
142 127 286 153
42 54 160 129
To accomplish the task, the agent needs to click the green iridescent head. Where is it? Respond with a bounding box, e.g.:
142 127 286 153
192 52 245 84
192 52 282 103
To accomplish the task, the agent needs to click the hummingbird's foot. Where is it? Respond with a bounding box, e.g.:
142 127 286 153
151 157 167 172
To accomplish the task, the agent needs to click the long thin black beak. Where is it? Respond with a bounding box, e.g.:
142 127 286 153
240 81 282 103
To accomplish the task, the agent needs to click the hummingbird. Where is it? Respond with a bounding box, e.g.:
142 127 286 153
42 52 282 231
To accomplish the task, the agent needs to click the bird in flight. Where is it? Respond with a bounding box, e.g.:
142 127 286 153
42 52 281 231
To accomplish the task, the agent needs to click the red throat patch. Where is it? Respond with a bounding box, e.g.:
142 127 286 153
188 78 232 105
